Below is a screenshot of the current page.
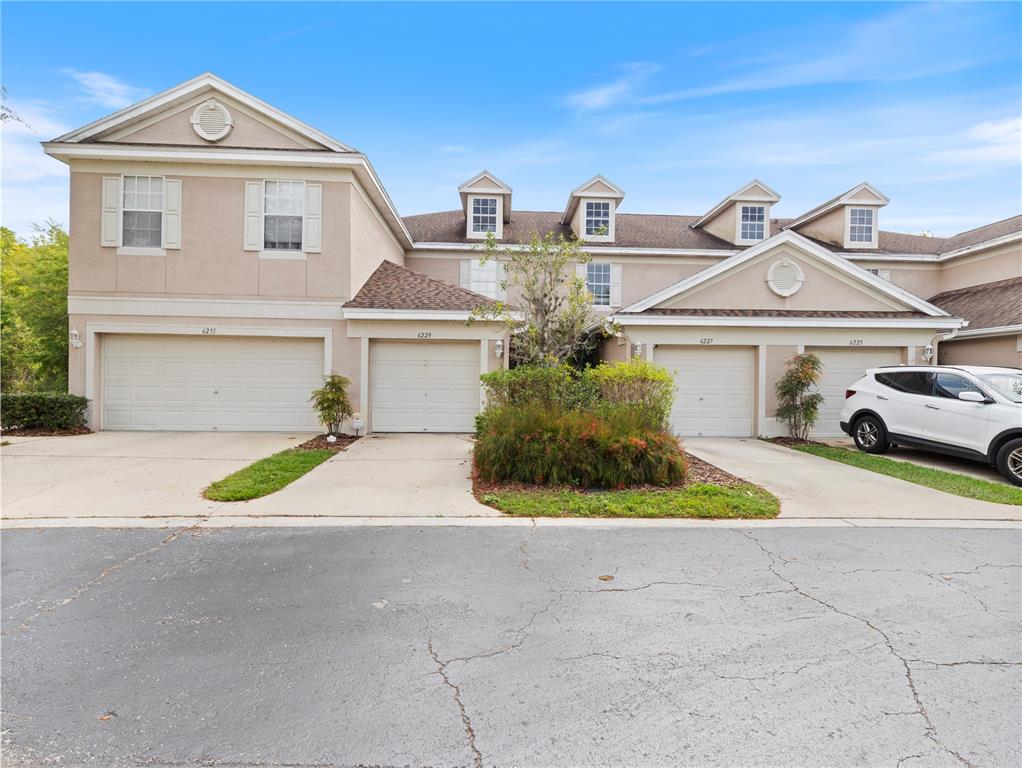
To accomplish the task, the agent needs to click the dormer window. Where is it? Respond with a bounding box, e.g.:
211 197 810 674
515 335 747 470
848 208 874 244
738 205 766 243
471 197 498 234
585 201 611 237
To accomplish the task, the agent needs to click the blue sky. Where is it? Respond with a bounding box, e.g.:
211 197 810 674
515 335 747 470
2 1 1020 238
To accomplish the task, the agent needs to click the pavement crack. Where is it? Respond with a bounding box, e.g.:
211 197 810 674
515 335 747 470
2 524 199 636
595 579 718 593
427 638 483 768
737 529 978 768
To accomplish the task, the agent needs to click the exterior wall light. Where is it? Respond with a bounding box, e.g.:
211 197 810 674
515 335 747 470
632 342 643 358
495 339 505 358
69 328 82 349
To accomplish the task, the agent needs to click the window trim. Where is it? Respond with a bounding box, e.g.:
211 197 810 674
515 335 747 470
119 173 165 251
580 198 614 242
844 206 878 248
586 260 613 307
735 204 768 244
262 179 305 253
466 194 503 239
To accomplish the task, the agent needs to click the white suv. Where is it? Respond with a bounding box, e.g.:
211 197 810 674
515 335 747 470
839 365 1022 486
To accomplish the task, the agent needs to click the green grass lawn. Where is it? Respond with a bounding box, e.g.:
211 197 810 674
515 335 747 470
791 443 1022 506
478 483 780 519
204 448 335 502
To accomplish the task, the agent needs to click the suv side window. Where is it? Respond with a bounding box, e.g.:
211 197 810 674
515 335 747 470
934 373 984 400
875 371 933 395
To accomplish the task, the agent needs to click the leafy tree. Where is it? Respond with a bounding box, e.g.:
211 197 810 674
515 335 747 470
1 222 69 392
309 373 354 434
473 231 607 366
775 352 825 442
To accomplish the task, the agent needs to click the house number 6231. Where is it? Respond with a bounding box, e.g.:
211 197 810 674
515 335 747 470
201 327 217 335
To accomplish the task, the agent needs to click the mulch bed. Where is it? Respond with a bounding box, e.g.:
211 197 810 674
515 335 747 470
0 426 92 437
768 436 827 448
296 434 360 454
473 451 750 495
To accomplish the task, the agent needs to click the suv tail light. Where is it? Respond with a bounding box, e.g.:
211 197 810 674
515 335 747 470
845 389 856 399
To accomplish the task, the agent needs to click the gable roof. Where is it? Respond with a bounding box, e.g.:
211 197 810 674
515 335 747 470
562 175 625 224
691 179 781 229
51 72 354 153
929 276 1022 332
618 229 952 317
458 170 512 221
783 182 889 231
343 260 499 312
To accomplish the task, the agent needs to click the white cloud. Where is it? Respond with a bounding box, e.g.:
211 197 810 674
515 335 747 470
565 62 659 111
64 69 148 109
930 117 1022 163
642 4 1006 104
437 144 466 154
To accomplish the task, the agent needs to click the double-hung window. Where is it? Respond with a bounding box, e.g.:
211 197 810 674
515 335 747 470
469 259 500 298
585 201 611 237
848 208 874 244
586 262 612 306
264 180 304 251
739 205 766 242
122 175 163 247
472 197 498 234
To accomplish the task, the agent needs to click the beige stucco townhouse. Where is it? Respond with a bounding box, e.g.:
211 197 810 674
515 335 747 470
44 74 1022 438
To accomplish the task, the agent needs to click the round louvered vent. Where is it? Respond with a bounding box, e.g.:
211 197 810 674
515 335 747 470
766 258 804 297
191 99 233 142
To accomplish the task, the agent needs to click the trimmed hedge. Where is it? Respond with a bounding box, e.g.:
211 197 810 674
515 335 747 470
1 392 89 431
474 404 686 488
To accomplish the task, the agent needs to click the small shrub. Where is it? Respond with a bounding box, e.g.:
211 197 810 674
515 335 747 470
474 404 686 488
309 373 354 435
584 359 674 430
775 353 825 441
0 392 89 431
480 364 595 410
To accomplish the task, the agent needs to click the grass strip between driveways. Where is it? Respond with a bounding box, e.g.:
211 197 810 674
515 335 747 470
479 483 780 519
790 443 1022 506
204 448 334 502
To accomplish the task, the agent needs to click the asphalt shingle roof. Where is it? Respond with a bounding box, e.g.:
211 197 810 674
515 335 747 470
617 308 931 319
344 260 499 312
928 276 1022 331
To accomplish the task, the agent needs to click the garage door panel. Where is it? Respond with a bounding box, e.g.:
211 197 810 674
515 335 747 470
103 335 323 432
656 347 756 437
370 341 480 433
808 346 902 437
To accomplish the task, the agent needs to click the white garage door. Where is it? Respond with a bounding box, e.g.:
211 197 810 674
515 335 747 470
656 347 756 437
370 341 479 432
808 346 902 436
103 334 323 432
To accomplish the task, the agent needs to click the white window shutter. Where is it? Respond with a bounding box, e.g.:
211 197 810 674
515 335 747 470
100 176 120 247
460 260 471 289
162 179 182 249
496 261 507 300
243 181 262 251
576 263 587 281
610 264 623 307
303 183 322 253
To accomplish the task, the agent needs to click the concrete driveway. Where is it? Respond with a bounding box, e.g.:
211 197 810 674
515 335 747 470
1 432 311 520
686 437 1022 521
232 433 499 517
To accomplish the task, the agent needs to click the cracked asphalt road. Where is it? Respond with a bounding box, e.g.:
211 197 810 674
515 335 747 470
2 526 1020 767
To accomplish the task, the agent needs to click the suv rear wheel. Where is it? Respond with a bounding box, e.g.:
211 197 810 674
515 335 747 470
852 414 889 454
995 438 1022 487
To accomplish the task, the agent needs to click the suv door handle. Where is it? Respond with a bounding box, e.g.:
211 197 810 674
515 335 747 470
925 404 940 410
876 395 888 401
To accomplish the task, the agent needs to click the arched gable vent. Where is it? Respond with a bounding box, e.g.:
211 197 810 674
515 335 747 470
766 258 805 297
191 99 234 142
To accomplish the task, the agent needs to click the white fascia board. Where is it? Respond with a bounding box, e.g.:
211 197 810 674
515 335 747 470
610 314 964 330
52 73 353 152
409 241 737 258
341 308 514 322
946 324 1022 339
621 230 950 317
457 170 512 194
562 175 625 224
69 295 342 320
691 179 781 229
936 231 1022 260
838 231 1022 262
44 143 413 247
784 182 890 231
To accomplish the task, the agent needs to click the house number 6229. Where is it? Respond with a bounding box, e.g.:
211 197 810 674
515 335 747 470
417 332 432 339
